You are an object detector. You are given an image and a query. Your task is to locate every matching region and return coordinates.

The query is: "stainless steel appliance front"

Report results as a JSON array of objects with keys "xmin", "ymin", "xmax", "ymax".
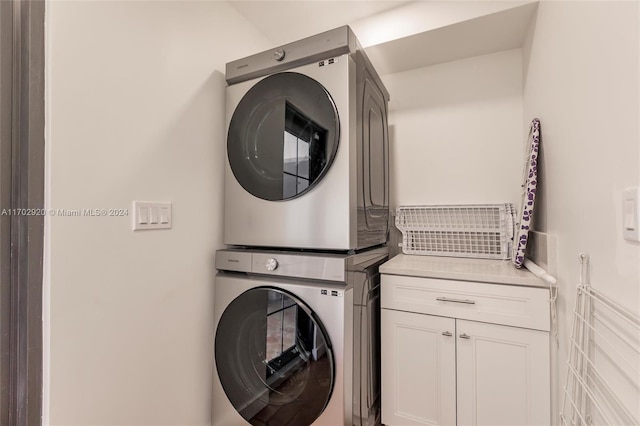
[
  {"xmin": 223, "ymin": 26, "xmax": 390, "ymax": 251},
  {"xmin": 213, "ymin": 248, "xmax": 388, "ymax": 426}
]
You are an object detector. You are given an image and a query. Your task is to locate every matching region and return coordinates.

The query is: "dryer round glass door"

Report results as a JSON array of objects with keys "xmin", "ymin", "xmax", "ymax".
[
  {"xmin": 227, "ymin": 72, "xmax": 340, "ymax": 201},
  {"xmin": 215, "ymin": 287, "xmax": 334, "ymax": 425}
]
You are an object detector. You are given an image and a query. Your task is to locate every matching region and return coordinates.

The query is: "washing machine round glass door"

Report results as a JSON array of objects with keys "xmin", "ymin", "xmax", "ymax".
[
  {"xmin": 227, "ymin": 72, "xmax": 340, "ymax": 201},
  {"xmin": 215, "ymin": 287, "xmax": 334, "ymax": 425}
]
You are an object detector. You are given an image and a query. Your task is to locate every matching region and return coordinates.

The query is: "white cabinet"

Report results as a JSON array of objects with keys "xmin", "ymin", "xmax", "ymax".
[
  {"xmin": 381, "ymin": 272, "xmax": 550, "ymax": 426},
  {"xmin": 456, "ymin": 319, "xmax": 550, "ymax": 426},
  {"xmin": 381, "ymin": 309, "xmax": 456, "ymax": 425}
]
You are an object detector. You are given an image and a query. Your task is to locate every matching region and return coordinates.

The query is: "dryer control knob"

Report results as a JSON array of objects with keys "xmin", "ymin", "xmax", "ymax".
[
  {"xmin": 265, "ymin": 258, "xmax": 279, "ymax": 271},
  {"xmin": 273, "ymin": 49, "xmax": 285, "ymax": 62}
]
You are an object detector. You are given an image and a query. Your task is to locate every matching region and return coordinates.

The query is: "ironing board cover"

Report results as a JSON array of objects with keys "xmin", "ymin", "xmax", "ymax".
[{"xmin": 513, "ymin": 118, "xmax": 540, "ymax": 268}]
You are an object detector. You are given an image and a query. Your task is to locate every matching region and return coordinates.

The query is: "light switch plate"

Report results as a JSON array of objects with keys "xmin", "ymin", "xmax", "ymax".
[
  {"xmin": 622, "ymin": 188, "xmax": 640, "ymax": 242},
  {"xmin": 133, "ymin": 201, "xmax": 172, "ymax": 230}
]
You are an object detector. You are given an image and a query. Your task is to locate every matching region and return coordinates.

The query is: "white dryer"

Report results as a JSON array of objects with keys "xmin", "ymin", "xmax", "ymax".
[{"xmin": 224, "ymin": 26, "xmax": 390, "ymax": 251}]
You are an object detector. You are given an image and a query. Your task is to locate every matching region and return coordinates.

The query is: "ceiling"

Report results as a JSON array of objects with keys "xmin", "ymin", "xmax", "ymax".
[
  {"xmin": 228, "ymin": 1, "xmax": 538, "ymax": 75},
  {"xmin": 228, "ymin": 0, "xmax": 411, "ymax": 47}
]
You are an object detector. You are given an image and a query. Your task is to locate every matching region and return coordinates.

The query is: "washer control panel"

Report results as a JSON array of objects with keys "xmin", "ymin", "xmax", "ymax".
[
  {"xmin": 215, "ymin": 250, "xmax": 347, "ymax": 282},
  {"xmin": 252, "ymin": 252, "xmax": 345, "ymax": 281}
]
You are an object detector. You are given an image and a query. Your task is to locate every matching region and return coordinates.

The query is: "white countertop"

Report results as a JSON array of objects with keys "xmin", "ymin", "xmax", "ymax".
[{"xmin": 380, "ymin": 254, "xmax": 547, "ymax": 288}]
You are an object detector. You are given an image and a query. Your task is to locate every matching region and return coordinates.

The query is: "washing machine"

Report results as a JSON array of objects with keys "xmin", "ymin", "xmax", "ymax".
[
  {"xmin": 224, "ymin": 26, "xmax": 390, "ymax": 251},
  {"xmin": 213, "ymin": 247, "xmax": 388, "ymax": 426}
]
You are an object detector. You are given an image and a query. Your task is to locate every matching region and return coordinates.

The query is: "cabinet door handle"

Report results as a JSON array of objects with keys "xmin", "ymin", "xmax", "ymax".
[
  {"xmin": 436, "ymin": 297, "xmax": 476, "ymax": 305},
  {"xmin": 459, "ymin": 333, "xmax": 471, "ymax": 339},
  {"xmin": 442, "ymin": 331, "xmax": 453, "ymax": 337}
]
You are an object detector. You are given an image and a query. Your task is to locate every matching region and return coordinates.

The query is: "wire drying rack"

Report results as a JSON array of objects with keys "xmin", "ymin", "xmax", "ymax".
[
  {"xmin": 560, "ymin": 254, "xmax": 640, "ymax": 426},
  {"xmin": 394, "ymin": 204, "xmax": 515, "ymax": 260}
]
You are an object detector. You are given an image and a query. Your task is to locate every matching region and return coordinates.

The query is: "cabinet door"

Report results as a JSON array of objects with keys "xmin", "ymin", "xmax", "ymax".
[
  {"xmin": 381, "ymin": 309, "xmax": 456, "ymax": 426},
  {"xmin": 456, "ymin": 320, "xmax": 550, "ymax": 426}
]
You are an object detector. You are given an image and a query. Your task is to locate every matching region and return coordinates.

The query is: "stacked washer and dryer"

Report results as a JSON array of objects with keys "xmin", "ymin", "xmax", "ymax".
[{"xmin": 213, "ymin": 26, "xmax": 391, "ymax": 426}]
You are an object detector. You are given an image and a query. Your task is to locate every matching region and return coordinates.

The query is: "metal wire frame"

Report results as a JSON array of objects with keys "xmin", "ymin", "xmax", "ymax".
[{"xmin": 560, "ymin": 255, "xmax": 640, "ymax": 426}]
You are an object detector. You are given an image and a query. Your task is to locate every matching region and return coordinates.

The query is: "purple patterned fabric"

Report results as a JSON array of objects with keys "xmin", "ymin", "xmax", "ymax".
[{"xmin": 513, "ymin": 118, "xmax": 540, "ymax": 268}]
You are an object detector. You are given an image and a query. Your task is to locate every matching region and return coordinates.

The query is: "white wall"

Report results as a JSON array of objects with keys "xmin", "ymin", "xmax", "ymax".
[
  {"xmin": 44, "ymin": 1, "xmax": 268, "ymax": 424},
  {"xmin": 43, "ymin": 1, "xmax": 640, "ymax": 424},
  {"xmin": 384, "ymin": 1, "xmax": 640, "ymax": 420},
  {"xmin": 523, "ymin": 1, "xmax": 640, "ymax": 423},
  {"xmin": 383, "ymin": 49, "xmax": 524, "ymax": 209}
]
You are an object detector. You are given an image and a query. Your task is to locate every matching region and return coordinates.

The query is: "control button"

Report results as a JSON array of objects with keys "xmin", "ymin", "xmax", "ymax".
[
  {"xmin": 273, "ymin": 49, "xmax": 285, "ymax": 62},
  {"xmin": 265, "ymin": 258, "xmax": 278, "ymax": 271}
]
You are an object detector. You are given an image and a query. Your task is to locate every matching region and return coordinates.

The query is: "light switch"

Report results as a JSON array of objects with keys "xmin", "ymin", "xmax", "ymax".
[
  {"xmin": 149, "ymin": 207, "xmax": 159, "ymax": 224},
  {"xmin": 159, "ymin": 207, "xmax": 170, "ymax": 224},
  {"xmin": 623, "ymin": 188, "xmax": 640, "ymax": 242},
  {"xmin": 133, "ymin": 201, "xmax": 172, "ymax": 231},
  {"xmin": 624, "ymin": 199, "xmax": 636, "ymax": 230},
  {"xmin": 138, "ymin": 206, "xmax": 149, "ymax": 224}
]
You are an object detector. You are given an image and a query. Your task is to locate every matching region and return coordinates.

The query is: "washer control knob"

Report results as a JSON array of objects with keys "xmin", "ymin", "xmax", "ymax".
[
  {"xmin": 273, "ymin": 49, "xmax": 285, "ymax": 62},
  {"xmin": 265, "ymin": 258, "xmax": 279, "ymax": 271}
]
